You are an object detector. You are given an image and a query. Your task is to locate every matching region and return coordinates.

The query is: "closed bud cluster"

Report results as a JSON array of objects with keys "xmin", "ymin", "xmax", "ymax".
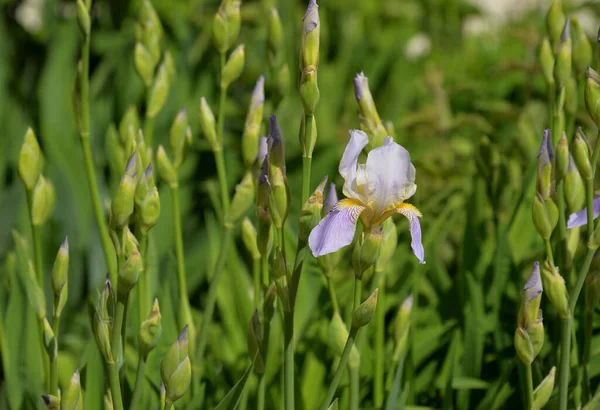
[
  {"xmin": 273, "ymin": 250, "xmax": 291, "ymax": 311},
  {"xmin": 135, "ymin": 165, "xmax": 160, "ymax": 234},
  {"xmin": 352, "ymin": 288, "xmax": 379, "ymax": 331},
  {"xmin": 572, "ymin": 127, "xmax": 593, "ymax": 180},
  {"xmin": 267, "ymin": 116, "xmax": 290, "ymax": 228},
  {"xmin": 585, "ymin": 67, "xmax": 600, "ymax": 127},
  {"xmin": 118, "ymin": 250, "xmax": 142, "ymax": 298},
  {"xmin": 571, "ymin": 17, "xmax": 592, "ymax": 75},
  {"xmin": 111, "ymin": 153, "xmax": 137, "ymax": 227},
  {"xmin": 541, "ymin": 261, "xmax": 570, "ymax": 319},
  {"xmin": 515, "ymin": 262, "xmax": 544, "ymax": 365},
  {"xmin": 169, "ymin": 109, "xmax": 192, "ymax": 168},
  {"xmin": 61, "ymin": 369, "xmax": 83, "ymax": 410},
  {"xmin": 553, "ymin": 19, "xmax": 572, "ymax": 88},
  {"xmin": 212, "ymin": 0, "xmax": 241, "ymax": 54},
  {"xmin": 52, "ymin": 237, "xmax": 69, "ymax": 317},
  {"xmin": 221, "ymin": 45, "xmax": 245, "ymax": 89},
  {"xmin": 242, "ymin": 76, "xmax": 265, "ymax": 168},
  {"xmin": 354, "ymin": 72, "xmax": 388, "ymax": 148},
  {"xmin": 94, "ymin": 280, "xmax": 114, "ymax": 364},
  {"xmin": 134, "ymin": 0, "xmax": 163, "ymax": 87},
  {"xmin": 247, "ymin": 310, "xmax": 265, "ymax": 374},
  {"xmin": 565, "ymin": 155, "xmax": 585, "ymax": 212},
  {"xmin": 139, "ymin": 298, "xmax": 162, "ymax": 358},
  {"xmin": 161, "ymin": 326, "xmax": 192, "ymax": 406},
  {"xmin": 546, "ymin": 0, "xmax": 566, "ymax": 50},
  {"xmin": 329, "ymin": 313, "xmax": 360, "ymax": 368},
  {"xmin": 586, "ymin": 272, "xmax": 600, "ymax": 313},
  {"xmin": 532, "ymin": 367, "xmax": 556, "ymax": 410},
  {"xmin": 199, "ymin": 97, "xmax": 219, "ymax": 151},
  {"xmin": 298, "ymin": 176, "xmax": 327, "ymax": 243},
  {"xmin": 242, "ymin": 218, "xmax": 260, "ymax": 260},
  {"xmin": 31, "ymin": 175, "xmax": 56, "ymax": 226},
  {"xmin": 226, "ymin": 172, "xmax": 255, "ymax": 227},
  {"xmin": 393, "ymin": 294, "xmax": 412, "ymax": 361},
  {"xmin": 539, "ymin": 38, "xmax": 555, "ymax": 87},
  {"xmin": 18, "ymin": 129, "xmax": 43, "ymax": 190},
  {"xmin": 352, "ymin": 226, "xmax": 383, "ymax": 278},
  {"xmin": 156, "ymin": 146, "xmax": 178, "ymax": 188},
  {"xmin": 147, "ymin": 60, "xmax": 171, "ymax": 119}
]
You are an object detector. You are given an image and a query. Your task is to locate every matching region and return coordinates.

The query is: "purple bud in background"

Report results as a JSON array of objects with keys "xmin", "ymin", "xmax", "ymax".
[
  {"xmin": 354, "ymin": 72, "xmax": 367, "ymax": 102},
  {"xmin": 252, "ymin": 75, "xmax": 265, "ymax": 107},
  {"xmin": 537, "ymin": 129, "xmax": 554, "ymax": 166}
]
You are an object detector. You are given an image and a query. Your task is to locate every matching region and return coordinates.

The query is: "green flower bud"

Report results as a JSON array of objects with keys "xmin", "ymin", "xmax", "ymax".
[
  {"xmin": 541, "ymin": 261, "xmax": 570, "ymax": 319},
  {"xmin": 156, "ymin": 145, "xmax": 178, "ymax": 188},
  {"xmin": 257, "ymin": 158, "xmax": 273, "ymax": 257},
  {"xmin": 354, "ymin": 72, "xmax": 387, "ymax": 148},
  {"xmin": 31, "ymin": 175, "xmax": 56, "ymax": 226},
  {"xmin": 353, "ymin": 226, "xmax": 383, "ymax": 278},
  {"xmin": 169, "ymin": 109, "xmax": 192, "ymax": 168},
  {"xmin": 212, "ymin": 7, "xmax": 229, "ymax": 54},
  {"xmin": 555, "ymin": 133, "xmax": 568, "ymax": 181},
  {"xmin": 42, "ymin": 317, "xmax": 57, "ymax": 359},
  {"xmin": 585, "ymin": 67, "xmax": 600, "ymax": 126},
  {"xmin": 546, "ymin": 0, "xmax": 566, "ymax": 50},
  {"xmin": 138, "ymin": 173, "xmax": 160, "ymax": 234},
  {"xmin": 300, "ymin": 67, "xmax": 320, "ymax": 116},
  {"xmin": 298, "ymin": 175, "xmax": 327, "ymax": 243},
  {"xmin": 263, "ymin": 283, "xmax": 277, "ymax": 322},
  {"xmin": 572, "ymin": 127, "xmax": 593, "ymax": 180},
  {"xmin": 514, "ymin": 326, "xmax": 534, "ymax": 365},
  {"xmin": 532, "ymin": 367, "xmax": 556, "ymax": 410},
  {"xmin": 76, "ymin": 0, "xmax": 90, "ymax": 39},
  {"xmin": 140, "ymin": 0, "xmax": 163, "ymax": 42},
  {"xmin": 221, "ymin": 45, "xmax": 245, "ymax": 89},
  {"xmin": 586, "ymin": 272, "xmax": 600, "ymax": 313},
  {"xmin": 104, "ymin": 393, "xmax": 113, "ymax": 410},
  {"xmin": 565, "ymin": 155, "xmax": 585, "ymax": 213},
  {"xmin": 377, "ymin": 219, "xmax": 398, "ymax": 269},
  {"xmin": 565, "ymin": 76, "xmax": 577, "ymax": 117},
  {"xmin": 147, "ymin": 62, "xmax": 170, "ymax": 118},
  {"xmin": 199, "ymin": 97, "xmax": 219, "ymax": 151},
  {"xmin": 224, "ymin": 0, "xmax": 241, "ymax": 47},
  {"xmin": 242, "ymin": 218, "xmax": 260, "ymax": 260},
  {"xmin": 554, "ymin": 19, "xmax": 572, "ymax": 88},
  {"xmin": 51, "ymin": 237, "xmax": 69, "ymax": 306},
  {"xmin": 518, "ymin": 262, "xmax": 543, "ymax": 329},
  {"xmin": 134, "ymin": 43, "xmax": 156, "ymax": 88},
  {"xmin": 298, "ymin": 95, "xmax": 318, "ymax": 157},
  {"xmin": 242, "ymin": 76, "xmax": 265, "ymax": 167},
  {"xmin": 268, "ymin": 8, "xmax": 283, "ymax": 57},
  {"xmin": 300, "ymin": 0, "xmax": 320, "ymax": 69},
  {"xmin": 119, "ymin": 106, "xmax": 140, "ymax": 148},
  {"xmin": 536, "ymin": 130, "xmax": 553, "ymax": 199},
  {"xmin": 528, "ymin": 317, "xmax": 545, "ymax": 360},
  {"xmin": 532, "ymin": 194, "xmax": 558, "ymax": 240},
  {"xmin": 329, "ymin": 313, "xmax": 360, "ymax": 369},
  {"xmin": 134, "ymin": 130, "xmax": 152, "ymax": 172},
  {"xmin": 139, "ymin": 298, "xmax": 162, "ymax": 358},
  {"xmin": 94, "ymin": 280, "xmax": 114, "ymax": 364},
  {"xmin": 105, "ymin": 124, "xmax": 126, "ymax": 180},
  {"xmin": 118, "ymin": 250, "xmax": 142, "ymax": 298},
  {"xmin": 539, "ymin": 37, "xmax": 555, "ymax": 87},
  {"xmin": 60, "ymin": 369, "xmax": 83, "ymax": 410},
  {"xmin": 267, "ymin": 117, "xmax": 290, "ymax": 229},
  {"xmin": 26, "ymin": 261, "xmax": 45, "ymax": 319},
  {"xmin": 572, "ymin": 17, "xmax": 592, "ymax": 76},
  {"xmin": 393, "ymin": 294, "xmax": 412, "ymax": 361},
  {"xmin": 18, "ymin": 128, "xmax": 43, "ymax": 190},
  {"xmin": 273, "ymin": 249, "xmax": 291, "ymax": 311},
  {"xmin": 565, "ymin": 227, "xmax": 580, "ymax": 271},
  {"xmin": 161, "ymin": 326, "xmax": 192, "ymax": 406},
  {"xmin": 352, "ymin": 288, "xmax": 379, "ymax": 331},
  {"xmin": 111, "ymin": 153, "xmax": 137, "ymax": 227},
  {"xmin": 121, "ymin": 226, "xmax": 139, "ymax": 257},
  {"xmin": 163, "ymin": 50, "xmax": 176, "ymax": 83},
  {"xmin": 42, "ymin": 395, "xmax": 60, "ymax": 409},
  {"xmin": 226, "ymin": 172, "xmax": 255, "ymax": 226},
  {"xmin": 248, "ymin": 309, "xmax": 265, "ymax": 374}
]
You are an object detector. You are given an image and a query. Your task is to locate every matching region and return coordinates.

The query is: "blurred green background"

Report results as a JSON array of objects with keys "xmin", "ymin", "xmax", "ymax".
[{"xmin": 3, "ymin": 0, "xmax": 600, "ymax": 409}]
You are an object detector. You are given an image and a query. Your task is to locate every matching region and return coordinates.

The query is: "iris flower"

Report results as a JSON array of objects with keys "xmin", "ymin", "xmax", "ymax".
[
  {"xmin": 567, "ymin": 197, "xmax": 600, "ymax": 229},
  {"xmin": 308, "ymin": 130, "xmax": 425, "ymax": 263}
]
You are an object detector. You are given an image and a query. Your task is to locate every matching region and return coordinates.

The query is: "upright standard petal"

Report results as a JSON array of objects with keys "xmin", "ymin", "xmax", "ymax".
[
  {"xmin": 309, "ymin": 199, "xmax": 365, "ymax": 257},
  {"xmin": 366, "ymin": 138, "xmax": 416, "ymax": 213},
  {"xmin": 396, "ymin": 203, "xmax": 425, "ymax": 264},
  {"xmin": 567, "ymin": 196, "xmax": 600, "ymax": 229},
  {"xmin": 339, "ymin": 130, "xmax": 369, "ymax": 201}
]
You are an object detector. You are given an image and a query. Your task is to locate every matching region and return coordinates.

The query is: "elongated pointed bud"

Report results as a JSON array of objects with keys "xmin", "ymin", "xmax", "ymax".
[
  {"xmin": 517, "ymin": 262, "xmax": 543, "ymax": 330},
  {"xmin": 60, "ymin": 369, "xmax": 83, "ymax": 410},
  {"xmin": 352, "ymin": 288, "xmax": 379, "ymax": 330},
  {"xmin": 268, "ymin": 8, "xmax": 283, "ymax": 57},
  {"xmin": 147, "ymin": 62, "xmax": 171, "ymax": 118},
  {"xmin": 76, "ymin": 0, "xmax": 90, "ymax": 39},
  {"xmin": 136, "ymin": 165, "xmax": 161, "ymax": 234},
  {"xmin": 532, "ymin": 367, "xmax": 556, "ymax": 410},
  {"xmin": 572, "ymin": 127, "xmax": 593, "ymax": 180},
  {"xmin": 134, "ymin": 43, "xmax": 156, "ymax": 88},
  {"xmin": 169, "ymin": 109, "xmax": 192, "ymax": 168},
  {"xmin": 94, "ymin": 280, "xmax": 114, "ymax": 364},
  {"xmin": 565, "ymin": 227, "xmax": 580, "ymax": 271},
  {"xmin": 52, "ymin": 237, "xmax": 69, "ymax": 315},
  {"xmin": 532, "ymin": 194, "xmax": 558, "ymax": 240},
  {"xmin": 298, "ymin": 176, "xmax": 327, "ymax": 243},
  {"xmin": 111, "ymin": 153, "xmax": 137, "ymax": 227},
  {"xmin": 199, "ymin": 97, "xmax": 219, "ymax": 151},
  {"xmin": 514, "ymin": 326, "xmax": 534, "ymax": 365},
  {"xmin": 26, "ymin": 261, "xmax": 46, "ymax": 319},
  {"xmin": 329, "ymin": 313, "xmax": 360, "ymax": 368},
  {"xmin": 257, "ymin": 156, "xmax": 273, "ymax": 257},
  {"xmin": 119, "ymin": 106, "xmax": 140, "ymax": 147},
  {"xmin": 42, "ymin": 395, "xmax": 60, "ymax": 409},
  {"xmin": 212, "ymin": 6, "xmax": 228, "ymax": 54},
  {"xmin": 554, "ymin": 19, "xmax": 572, "ymax": 87},
  {"xmin": 120, "ymin": 226, "xmax": 139, "ymax": 257},
  {"xmin": 354, "ymin": 72, "xmax": 387, "ymax": 148},
  {"xmin": 565, "ymin": 155, "xmax": 585, "ymax": 213},
  {"xmin": 585, "ymin": 67, "xmax": 600, "ymax": 126},
  {"xmin": 226, "ymin": 172, "xmax": 255, "ymax": 226},
  {"xmin": 377, "ymin": 218, "xmax": 398, "ymax": 269},
  {"xmin": 242, "ymin": 218, "xmax": 260, "ymax": 260},
  {"xmin": 42, "ymin": 317, "xmax": 57, "ymax": 359},
  {"xmin": 156, "ymin": 145, "xmax": 178, "ymax": 188},
  {"xmin": 572, "ymin": 18, "xmax": 592, "ymax": 75},
  {"xmin": 273, "ymin": 250, "xmax": 291, "ymax": 311},
  {"xmin": 242, "ymin": 76, "xmax": 265, "ymax": 167},
  {"xmin": 224, "ymin": 0, "xmax": 241, "ymax": 48},
  {"xmin": 161, "ymin": 326, "xmax": 192, "ymax": 405},
  {"xmin": 139, "ymin": 298, "xmax": 162, "ymax": 358},
  {"xmin": 353, "ymin": 226, "xmax": 383, "ymax": 278},
  {"xmin": 31, "ymin": 175, "xmax": 56, "ymax": 226},
  {"xmin": 212, "ymin": 0, "xmax": 241, "ymax": 53},
  {"xmin": 393, "ymin": 294, "xmax": 412, "ymax": 360},
  {"xmin": 267, "ymin": 117, "xmax": 290, "ymax": 229},
  {"xmin": 546, "ymin": 0, "xmax": 566, "ymax": 50},
  {"xmin": 248, "ymin": 310, "xmax": 265, "ymax": 373},
  {"xmin": 586, "ymin": 272, "xmax": 600, "ymax": 313},
  {"xmin": 556, "ymin": 133, "xmax": 569, "ymax": 181},
  {"xmin": 221, "ymin": 45, "xmax": 245, "ymax": 89},
  {"xmin": 18, "ymin": 128, "xmax": 43, "ymax": 190},
  {"xmin": 300, "ymin": 66, "xmax": 320, "ymax": 116},
  {"xmin": 539, "ymin": 37, "xmax": 555, "ymax": 87},
  {"xmin": 118, "ymin": 250, "xmax": 142, "ymax": 298},
  {"xmin": 300, "ymin": 0, "xmax": 320, "ymax": 69},
  {"xmin": 537, "ymin": 130, "xmax": 553, "ymax": 199},
  {"xmin": 541, "ymin": 261, "xmax": 570, "ymax": 318}
]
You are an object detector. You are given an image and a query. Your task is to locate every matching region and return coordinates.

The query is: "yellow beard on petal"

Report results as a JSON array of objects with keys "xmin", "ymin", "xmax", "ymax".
[{"xmin": 373, "ymin": 202, "xmax": 422, "ymax": 226}]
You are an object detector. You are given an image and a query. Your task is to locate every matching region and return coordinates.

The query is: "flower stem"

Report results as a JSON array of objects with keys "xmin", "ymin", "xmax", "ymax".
[
  {"xmin": 50, "ymin": 311, "xmax": 60, "ymax": 395},
  {"xmin": 144, "ymin": 114, "xmax": 154, "ymax": 148},
  {"xmin": 583, "ymin": 309, "xmax": 593, "ymax": 402},
  {"xmin": 108, "ymin": 361, "xmax": 125, "ymax": 410},
  {"xmin": 253, "ymin": 258, "xmax": 261, "ymax": 310},
  {"xmin": 326, "ymin": 275, "xmax": 339, "ymax": 314},
  {"xmin": 320, "ymin": 328, "xmax": 359, "ymax": 410},
  {"xmin": 129, "ymin": 355, "xmax": 147, "ymax": 410},
  {"xmin": 111, "ymin": 299, "xmax": 126, "ymax": 363},
  {"xmin": 349, "ymin": 276, "xmax": 363, "ymax": 410},
  {"xmin": 525, "ymin": 363, "xmax": 534, "ymax": 409},
  {"xmin": 302, "ymin": 114, "xmax": 314, "ymax": 203},
  {"xmin": 374, "ymin": 272, "xmax": 385, "ymax": 408},
  {"xmin": 353, "ymin": 276, "xmax": 363, "ymax": 310},
  {"xmin": 261, "ymin": 254, "xmax": 269, "ymax": 289},
  {"xmin": 544, "ymin": 239, "xmax": 555, "ymax": 266},
  {"xmin": 586, "ymin": 178, "xmax": 594, "ymax": 241},
  {"xmin": 284, "ymin": 310, "xmax": 295, "ymax": 410},
  {"xmin": 257, "ymin": 374, "xmax": 266, "ymax": 410},
  {"xmin": 171, "ymin": 186, "xmax": 193, "ymax": 332},
  {"xmin": 78, "ymin": 34, "xmax": 118, "ymax": 286},
  {"xmin": 138, "ymin": 232, "xmax": 148, "ymax": 324},
  {"xmin": 216, "ymin": 51, "xmax": 230, "ymax": 215}
]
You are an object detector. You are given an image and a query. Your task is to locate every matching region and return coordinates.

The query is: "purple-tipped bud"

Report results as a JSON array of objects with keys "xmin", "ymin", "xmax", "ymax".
[
  {"xmin": 252, "ymin": 76, "xmax": 265, "ymax": 107},
  {"xmin": 560, "ymin": 18, "xmax": 570, "ymax": 43},
  {"xmin": 259, "ymin": 156, "xmax": 269, "ymax": 185},
  {"xmin": 258, "ymin": 136, "xmax": 268, "ymax": 163},
  {"xmin": 125, "ymin": 151, "xmax": 137, "ymax": 176},
  {"xmin": 302, "ymin": 0, "xmax": 319, "ymax": 33},
  {"xmin": 268, "ymin": 115, "xmax": 285, "ymax": 172},
  {"xmin": 524, "ymin": 262, "xmax": 543, "ymax": 302},
  {"xmin": 354, "ymin": 72, "xmax": 367, "ymax": 101},
  {"xmin": 537, "ymin": 129, "xmax": 554, "ymax": 165},
  {"xmin": 178, "ymin": 324, "xmax": 188, "ymax": 342},
  {"xmin": 323, "ymin": 183, "xmax": 338, "ymax": 215}
]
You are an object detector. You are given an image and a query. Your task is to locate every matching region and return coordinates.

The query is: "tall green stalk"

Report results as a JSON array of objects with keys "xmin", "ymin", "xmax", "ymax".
[
  {"xmin": 108, "ymin": 361, "xmax": 124, "ymax": 410},
  {"xmin": 350, "ymin": 276, "xmax": 363, "ymax": 410},
  {"xmin": 320, "ymin": 328, "xmax": 359, "ymax": 410},
  {"xmin": 138, "ymin": 233, "xmax": 148, "ymax": 325},
  {"xmin": 50, "ymin": 305, "xmax": 60, "ymax": 395},
  {"xmin": 171, "ymin": 186, "xmax": 193, "ymax": 334},
  {"xmin": 129, "ymin": 355, "xmax": 147, "ymax": 410},
  {"xmin": 302, "ymin": 115, "xmax": 314, "ymax": 203},
  {"xmin": 215, "ymin": 52, "xmax": 230, "ymax": 215},
  {"xmin": 525, "ymin": 363, "xmax": 534, "ymax": 409},
  {"xmin": 374, "ymin": 272, "xmax": 385, "ymax": 408}
]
